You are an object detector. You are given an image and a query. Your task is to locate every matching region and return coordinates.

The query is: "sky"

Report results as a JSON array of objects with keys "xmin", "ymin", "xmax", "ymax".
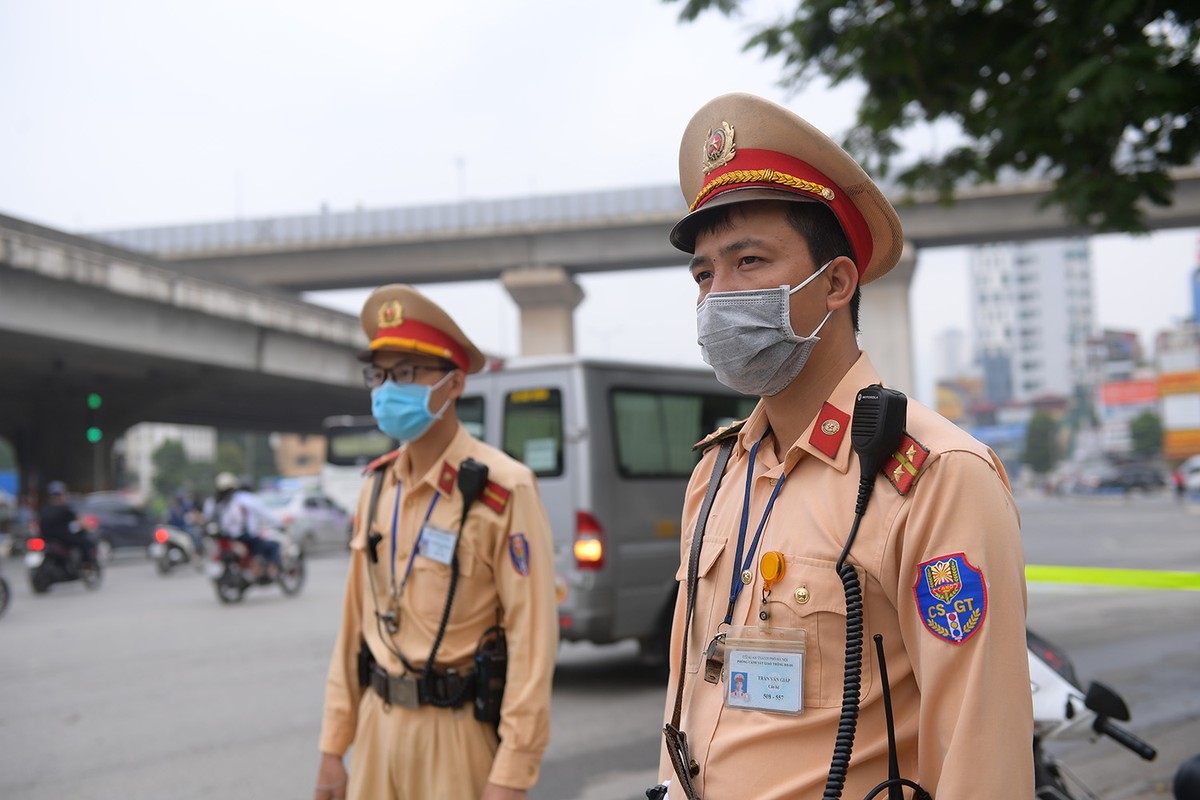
[{"xmin": 2, "ymin": 0, "xmax": 1197, "ymax": 405}]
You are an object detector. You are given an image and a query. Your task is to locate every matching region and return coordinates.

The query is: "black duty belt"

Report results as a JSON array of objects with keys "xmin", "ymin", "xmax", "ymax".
[{"xmin": 365, "ymin": 660, "xmax": 474, "ymax": 709}]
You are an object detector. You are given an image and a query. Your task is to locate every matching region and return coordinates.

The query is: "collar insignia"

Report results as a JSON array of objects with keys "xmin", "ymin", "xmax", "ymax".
[
  {"xmin": 702, "ymin": 121, "xmax": 736, "ymax": 175},
  {"xmin": 437, "ymin": 461, "xmax": 457, "ymax": 495},
  {"xmin": 809, "ymin": 403, "xmax": 850, "ymax": 459}
]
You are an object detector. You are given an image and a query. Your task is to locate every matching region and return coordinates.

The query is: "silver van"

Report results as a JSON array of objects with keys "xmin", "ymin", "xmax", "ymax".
[{"xmin": 458, "ymin": 356, "xmax": 753, "ymax": 661}]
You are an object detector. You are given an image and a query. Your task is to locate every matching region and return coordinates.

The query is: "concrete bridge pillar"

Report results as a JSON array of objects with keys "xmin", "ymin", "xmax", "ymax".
[
  {"xmin": 858, "ymin": 242, "xmax": 917, "ymax": 394},
  {"xmin": 500, "ymin": 266, "xmax": 585, "ymax": 356}
]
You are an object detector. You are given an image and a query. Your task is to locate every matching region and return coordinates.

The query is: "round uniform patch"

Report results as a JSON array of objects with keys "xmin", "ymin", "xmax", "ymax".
[
  {"xmin": 508, "ymin": 533, "xmax": 530, "ymax": 576},
  {"xmin": 913, "ymin": 552, "xmax": 987, "ymax": 645}
]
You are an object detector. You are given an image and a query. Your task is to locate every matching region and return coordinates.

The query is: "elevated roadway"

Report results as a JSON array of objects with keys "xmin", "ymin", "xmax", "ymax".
[
  {"xmin": 98, "ymin": 170, "xmax": 1200, "ymax": 290},
  {"xmin": 95, "ymin": 169, "xmax": 1200, "ymax": 395},
  {"xmin": 0, "ymin": 214, "xmax": 369, "ymax": 491}
]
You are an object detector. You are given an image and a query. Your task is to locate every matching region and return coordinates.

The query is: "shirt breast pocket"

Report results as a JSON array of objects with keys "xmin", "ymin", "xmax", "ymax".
[
  {"xmin": 408, "ymin": 545, "xmax": 479, "ymax": 621},
  {"xmin": 770, "ymin": 556, "xmax": 874, "ymax": 709},
  {"xmin": 674, "ymin": 535, "xmax": 728, "ymax": 675}
]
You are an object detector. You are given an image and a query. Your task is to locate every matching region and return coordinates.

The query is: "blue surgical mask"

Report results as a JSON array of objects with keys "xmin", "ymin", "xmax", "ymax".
[{"xmin": 370, "ymin": 371, "xmax": 455, "ymax": 443}]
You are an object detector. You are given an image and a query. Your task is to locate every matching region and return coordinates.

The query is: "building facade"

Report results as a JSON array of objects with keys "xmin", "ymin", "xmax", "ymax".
[{"xmin": 969, "ymin": 238, "xmax": 1094, "ymax": 404}]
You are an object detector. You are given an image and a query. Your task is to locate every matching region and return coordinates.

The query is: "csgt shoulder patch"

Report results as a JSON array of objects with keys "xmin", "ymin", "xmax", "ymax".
[
  {"xmin": 883, "ymin": 433, "xmax": 930, "ymax": 495},
  {"xmin": 913, "ymin": 552, "xmax": 987, "ymax": 645},
  {"xmin": 508, "ymin": 533, "xmax": 531, "ymax": 576}
]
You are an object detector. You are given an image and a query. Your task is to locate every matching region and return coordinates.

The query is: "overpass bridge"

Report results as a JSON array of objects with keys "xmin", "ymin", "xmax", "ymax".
[
  {"xmin": 95, "ymin": 166, "xmax": 1200, "ymax": 402},
  {"xmin": 0, "ymin": 214, "xmax": 369, "ymax": 492}
]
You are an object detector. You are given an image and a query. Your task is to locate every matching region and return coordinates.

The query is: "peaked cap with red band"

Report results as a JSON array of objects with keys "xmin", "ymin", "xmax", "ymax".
[
  {"xmin": 671, "ymin": 93, "xmax": 905, "ymax": 285},
  {"xmin": 357, "ymin": 284, "xmax": 486, "ymax": 373}
]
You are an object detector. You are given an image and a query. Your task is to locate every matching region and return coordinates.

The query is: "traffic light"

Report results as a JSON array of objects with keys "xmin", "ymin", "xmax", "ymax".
[{"xmin": 86, "ymin": 392, "xmax": 103, "ymax": 443}]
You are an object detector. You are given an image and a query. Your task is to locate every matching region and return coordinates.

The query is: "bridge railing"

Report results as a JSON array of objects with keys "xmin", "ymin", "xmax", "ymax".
[{"xmin": 95, "ymin": 185, "xmax": 686, "ymax": 256}]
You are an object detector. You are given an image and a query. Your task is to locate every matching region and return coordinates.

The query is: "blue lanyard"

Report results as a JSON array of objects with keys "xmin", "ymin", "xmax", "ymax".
[
  {"xmin": 389, "ymin": 481, "xmax": 441, "ymax": 598},
  {"xmin": 725, "ymin": 433, "xmax": 787, "ymax": 625}
]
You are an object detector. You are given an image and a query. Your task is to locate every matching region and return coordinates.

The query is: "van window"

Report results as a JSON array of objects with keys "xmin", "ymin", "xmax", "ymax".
[
  {"xmin": 611, "ymin": 389, "xmax": 756, "ymax": 478},
  {"xmin": 458, "ymin": 395, "xmax": 485, "ymax": 440},
  {"xmin": 504, "ymin": 388, "xmax": 563, "ymax": 477}
]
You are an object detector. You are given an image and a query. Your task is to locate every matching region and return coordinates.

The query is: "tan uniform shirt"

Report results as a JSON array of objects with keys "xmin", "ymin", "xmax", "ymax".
[
  {"xmin": 661, "ymin": 354, "xmax": 1033, "ymax": 799},
  {"xmin": 320, "ymin": 423, "xmax": 558, "ymax": 790}
]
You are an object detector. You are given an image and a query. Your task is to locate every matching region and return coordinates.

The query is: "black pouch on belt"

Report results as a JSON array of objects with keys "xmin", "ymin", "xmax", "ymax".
[
  {"xmin": 357, "ymin": 640, "xmax": 373, "ymax": 690},
  {"xmin": 473, "ymin": 624, "xmax": 507, "ymax": 725}
]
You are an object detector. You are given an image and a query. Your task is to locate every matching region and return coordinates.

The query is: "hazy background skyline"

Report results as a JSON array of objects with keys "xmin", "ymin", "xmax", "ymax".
[{"xmin": 3, "ymin": 0, "xmax": 1197, "ymax": 405}]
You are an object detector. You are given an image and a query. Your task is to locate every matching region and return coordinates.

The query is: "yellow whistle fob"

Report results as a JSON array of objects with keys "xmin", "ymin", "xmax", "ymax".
[{"xmin": 760, "ymin": 551, "xmax": 786, "ymax": 589}]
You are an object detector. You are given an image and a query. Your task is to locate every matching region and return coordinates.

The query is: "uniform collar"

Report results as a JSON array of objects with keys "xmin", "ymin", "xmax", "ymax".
[
  {"xmin": 392, "ymin": 422, "xmax": 472, "ymax": 499},
  {"xmin": 736, "ymin": 352, "xmax": 883, "ymax": 474}
]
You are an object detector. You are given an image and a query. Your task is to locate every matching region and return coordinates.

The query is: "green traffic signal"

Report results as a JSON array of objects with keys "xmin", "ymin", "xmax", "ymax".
[
  {"xmin": 86, "ymin": 426, "xmax": 103, "ymax": 443},
  {"xmin": 87, "ymin": 393, "xmax": 103, "ymax": 410}
]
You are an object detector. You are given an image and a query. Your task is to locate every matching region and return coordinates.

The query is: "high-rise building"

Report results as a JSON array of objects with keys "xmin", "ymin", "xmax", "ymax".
[{"xmin": 969, "ymin": 238, "xmax": 1094, "ymax": 404}]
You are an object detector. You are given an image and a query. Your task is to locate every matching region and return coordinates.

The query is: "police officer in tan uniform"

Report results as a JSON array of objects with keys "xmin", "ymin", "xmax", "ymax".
[
  {"xmin": 655, "ymin": 94, "xmax": 1033, "ymax": 798},
  {"xmin": 315, "ymin": 285, "xmax": 558, "ymax": 800}
]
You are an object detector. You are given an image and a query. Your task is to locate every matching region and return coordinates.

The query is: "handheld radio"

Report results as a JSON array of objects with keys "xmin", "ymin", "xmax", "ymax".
[{"xmin": 823, "ymin": 384, "xmax": 909, "ymax": 800}]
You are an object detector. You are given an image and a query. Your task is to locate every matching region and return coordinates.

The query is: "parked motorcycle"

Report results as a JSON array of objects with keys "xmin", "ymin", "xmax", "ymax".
[
  {"xmin": 149, "ymin": 524, "xmax": 202, "ymax": 575},
  {"xmin": 24, "ymin": 535, "xmax": 102, "ymax": 593},
  {"xmin": 205, "ymin": 525, "xmax": 304, "ymax": 603},
  {"xmin": 1029, "ymin": 628, "xmax": 1163, "ymax": 798}
]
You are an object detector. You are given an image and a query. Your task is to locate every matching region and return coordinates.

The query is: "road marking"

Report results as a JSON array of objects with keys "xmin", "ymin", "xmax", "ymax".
[{"xmin": 1026, "ymin": 565, "xmax": 1200, "ymax": 591}]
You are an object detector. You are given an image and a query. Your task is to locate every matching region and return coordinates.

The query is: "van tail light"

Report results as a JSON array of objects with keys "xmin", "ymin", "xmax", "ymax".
[
  {"xmin": 155, "ymin": 529, "xmax": 170, "ymax": 544},
  {"xmin": 573, "ymin": 511, "xmax": 606, "ymax": 571},
  {"xmin": 28, "ymin": 537, "xmax": 45, "ymax": 552},
  {"xmin": 81, "ymin": 514, "xmax": 100, "ymax": 532}
]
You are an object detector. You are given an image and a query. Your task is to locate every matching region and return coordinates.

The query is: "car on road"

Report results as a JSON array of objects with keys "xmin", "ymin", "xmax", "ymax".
[
  {"xmin": 260, "ymin": 490, "xmax": 351, "ymax": 554},
  {"xmin": 1098, "ymin": 462, "xmax": 1167, "ymax": 492},
  {"xmin": 77, "ymin": 493, "xmax": 161, "ymax": 560},
  {"xmin": 1178, "ymin": 454, "xmax": 1200, "ymax": 494}
]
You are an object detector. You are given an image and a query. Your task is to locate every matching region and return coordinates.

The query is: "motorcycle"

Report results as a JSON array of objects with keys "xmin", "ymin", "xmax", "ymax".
[
  {"xmin": 24, "ymin": 535, "xmax": 102, "ymax": 593},
  {"xmin": 205, "ymin": 523, "xmax": 304, "ymax": 603},
  {"xmin": 1029, "ymin": 628, "xmax": 1166, "ymax": 798},
  {"xmin": 149, "ymin": 524, "xmax": 202, "ymax": 575}
]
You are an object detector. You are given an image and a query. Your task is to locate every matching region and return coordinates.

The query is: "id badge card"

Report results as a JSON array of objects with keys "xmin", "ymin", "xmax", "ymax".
[
  {"xmin": 417, "ymin": 524, "xmax": 458, "ymax": 565},
  {"xmin": 722, "ymin": 625, "xmax": 806, "ymax": 715}
]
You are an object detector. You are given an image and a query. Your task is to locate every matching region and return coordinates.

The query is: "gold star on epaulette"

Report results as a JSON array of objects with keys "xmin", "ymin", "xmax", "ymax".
[{"xmin": 693, "ymin": 419, "xmax": 747, "ymax": 452}]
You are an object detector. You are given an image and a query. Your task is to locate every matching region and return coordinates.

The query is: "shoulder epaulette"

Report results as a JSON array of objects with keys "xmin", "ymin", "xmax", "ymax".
[
  {"xmin": 883, "ymin": 433, "xmax": 930, "ymax": 495},
  {"xmin": 480, "ymin": 479, "xmax": 511, "ymax": 514},
  {"xmin": 693, "ymin": 419, "xmax": 746, "ymax": 452},
  {"xmin": 361, "ymin": 449, "xmax": 401, "ymax": 476}
]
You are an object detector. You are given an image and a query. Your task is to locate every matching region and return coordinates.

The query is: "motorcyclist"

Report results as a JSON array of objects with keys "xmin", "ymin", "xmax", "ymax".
[
  {"xmin": 208, "ymin": 473, "xmax": 284, "ymax": 577},
  {"xmin": 37, "ymin": 481, "xmax": 96, "ymax": 566}
]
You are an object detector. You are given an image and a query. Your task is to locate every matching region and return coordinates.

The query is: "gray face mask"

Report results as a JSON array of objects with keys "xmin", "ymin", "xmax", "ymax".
[{"xmin": 696, "ymin": 260, "xmax": 834, "ymax": 397}]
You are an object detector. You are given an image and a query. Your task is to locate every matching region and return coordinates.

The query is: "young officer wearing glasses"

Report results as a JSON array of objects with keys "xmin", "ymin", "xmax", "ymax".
[{"xmin": 314, "ymin": 284, "xmax": 558, "ymax": 800}]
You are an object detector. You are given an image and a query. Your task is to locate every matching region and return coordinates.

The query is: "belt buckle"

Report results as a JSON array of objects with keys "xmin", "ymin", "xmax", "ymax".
[{"xmin": 389, "ymin": 674, "xmax": 420, "ymax": 708}]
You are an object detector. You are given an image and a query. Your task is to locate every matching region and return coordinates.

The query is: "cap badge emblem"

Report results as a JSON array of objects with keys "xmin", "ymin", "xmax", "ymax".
[
  {"xmin": 378, "ymin": 300, "xmax": 404, "ymax": 328},
  {"xmin": 702, "ymin": 121, "xmax": 736, "ymax": 174}
]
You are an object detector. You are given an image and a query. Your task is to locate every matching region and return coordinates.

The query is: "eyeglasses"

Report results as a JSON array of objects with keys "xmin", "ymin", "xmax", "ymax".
[{"xmin": 362, "ymin": 364, "xmax": 451, "ymax": 389}]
